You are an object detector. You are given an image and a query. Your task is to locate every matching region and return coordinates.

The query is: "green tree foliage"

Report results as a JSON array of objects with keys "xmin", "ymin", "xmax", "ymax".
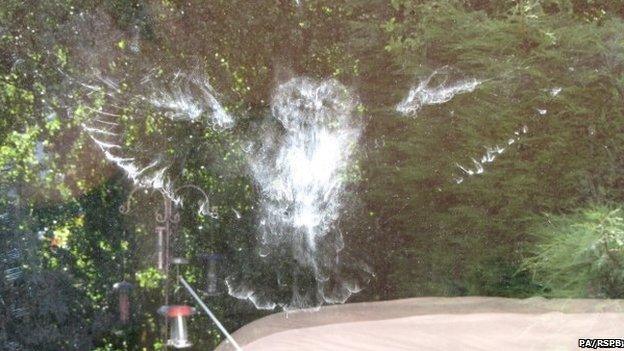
[
  {"xmin": 522, "ymin": 205, "xmax": 624, "ymax": 298},
  {"xmin": 349, "ymin": 0, "xmax": 624, "ymax": 297}
]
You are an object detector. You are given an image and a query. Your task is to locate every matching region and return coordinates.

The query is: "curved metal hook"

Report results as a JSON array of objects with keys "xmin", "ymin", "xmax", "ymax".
[
  {"xmin": 174, "ymin": 184, "xmax": 210, "ymax": 203},
  {"xmin": 119, "ymin": 187, "xmax": 142, "ymax": 214},
  {"xmin": 174, "ymin": 184, "xmax": 212, "ymax": 216},
  {"xmin": 155, "ymin": 209, "xmax": 167, "ymax": 223},
  {"xmin": 120, "ymin": 184, "xmax": 210, "ymax": 220}
]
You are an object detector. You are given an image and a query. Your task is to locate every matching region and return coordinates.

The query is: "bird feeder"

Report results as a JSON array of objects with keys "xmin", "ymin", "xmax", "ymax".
[
  {"xmin": 199, "ymin": 253, "xmax": 224, "ymax": 296},
  {"xmin": 112, "ymin": 281, "xmax": 133, "ymax": 324},
  {"xmin": 158, "ymin": 305, "xmax": 196, "ymax": 349}
]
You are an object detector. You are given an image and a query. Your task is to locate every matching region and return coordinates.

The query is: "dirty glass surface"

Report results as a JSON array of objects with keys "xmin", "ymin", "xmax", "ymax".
[{"xmin": 1, "ymin": 1, "xmax": 624, "ymax": 350}]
